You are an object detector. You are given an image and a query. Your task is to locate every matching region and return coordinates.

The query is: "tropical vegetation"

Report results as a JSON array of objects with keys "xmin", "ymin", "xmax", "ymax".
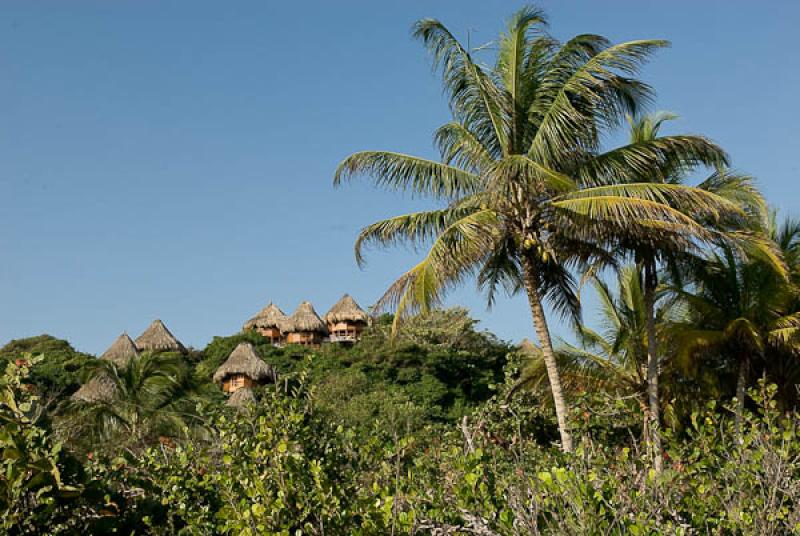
[
  {"xmin": 2, "ymin": 4, "xmax": 800, "ymax": 534},
  {"xmin": 334, "ymin": 7, "xmax": 764, "ymax": 460}
]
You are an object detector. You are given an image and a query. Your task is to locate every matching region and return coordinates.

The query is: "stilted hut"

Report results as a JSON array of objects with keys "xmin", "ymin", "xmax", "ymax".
[
  {"xmin": 281, "ymin": 301, "xmax": 328, "ymax": 347},
  {"xmin": 323, "ymin": 294, "xmax": 370, "ymax": 343},
  {"xmin": 71, "ymin": 333, "xmax": 139, "ymax": 403},
  {"xmin": 135, "ymin": 319, "xmax": 185, "ymax": 353},
  {"xmin": 242, "ymin": 302, "xmax": 287, "ymax": 344},
  {"xmin": 213, "ymin": 342, "xmax": 277, "ymax": 394}
]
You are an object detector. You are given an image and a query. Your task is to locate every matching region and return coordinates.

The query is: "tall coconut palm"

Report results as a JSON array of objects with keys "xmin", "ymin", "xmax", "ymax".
[
  {"xmin": 602, "ymin": 112, "xmax": 774, "ymax": 469},
  {"xmin": 335, "ymin": 6, "xmax": 743, "ymax": 452}
]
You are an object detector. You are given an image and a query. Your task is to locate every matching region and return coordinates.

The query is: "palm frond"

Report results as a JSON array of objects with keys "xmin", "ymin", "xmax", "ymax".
[
  {"xmin": 353, "ymin": 204, "xmax": 480, "ymax": 267},
  {"xmin": 372, "ymin": 209, "xmax": 500, "ymax": 332},
  {"xmin": 768, "ymin": 312, "xmax": 800, "ymax": 347},
  {"xmin": 435, "ymin": 121, "xmax": 495, "ymax": 170},
  {"xmin": 577, "ymin": 135, "xmax": 728, "ymax": 187},
  {"xmin": 665, "ymin": 323, "xmax": 728, "ymax": 372},
  {"xmin": 550, "ymin": 194, "xmax": 716, "ymax": 244},
  {"xmin": 590, "ymin": 275, "xmax": 623, "ymax": 332},
  {"xmin": 477, "ymin": 235, "xmax": 523, "ymax": 308},
  {"xmin": 334, "ymin": 151, "xmax": 480, "ymax": 200},
  {"xmin": 537, "ymin": 258, "xmax": 582, "ymax": 326},
  {"xmin": 495, "ymin": 6, "xmax": 548, "ymax": 152},
  {"xmin": 558, "ymin": 182, "xmax": 745, "ymax": 223},
  {"xmin": 724, "ymin": 231, "xmax": 789, "ymax": 281},
  {"xmin": 528, "ymin": 39, "xmax": 668, "ymax": 163},
  {"xmin": 413, "ymin": 18, "xmax": 509, "ymax": 154},
  {"xmin": 698, "ymin": 170, "xmax": 766, "ymax": 225},
  {"xmin": 496, "ymin": 6, "xmax": 548, "ymax": 102}
]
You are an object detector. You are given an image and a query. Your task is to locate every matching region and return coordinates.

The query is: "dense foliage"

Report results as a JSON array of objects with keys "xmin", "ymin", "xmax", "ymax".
[
  {"xmin": 0, "ymin": 335, "xmax": 93, "ymax": 401},
  {"xmin": 334, "ymin": 3, "xmax": 763, "ymax": 457},
  {"xmin": 196, "ymin": 308, "xmax": 508, "ymax": 431},
  {"xmin": 3, "ymin": 4, "xmax": 800, "ymax": 534},
  {"xmin": 3, "ymin": 350, "xmax": 799, "ymax": 534}
]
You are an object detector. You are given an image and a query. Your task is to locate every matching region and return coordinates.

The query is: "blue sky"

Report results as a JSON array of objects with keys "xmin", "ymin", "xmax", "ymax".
[{"xmin": 1, "ymin": 1, "xmax": 798, "ymax": 355}]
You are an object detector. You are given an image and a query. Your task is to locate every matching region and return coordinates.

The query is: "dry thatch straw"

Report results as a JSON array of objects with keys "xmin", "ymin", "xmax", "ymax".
[
  {"xmin": 71, "ymin": 332, "xmax": 139, "ymax": 403},
  {"xmin": 226, "ymin": 387, "xmax": 256, "ymax": 408},
  {"xmin": 213, "ymin": 342, "xmax": 277, "ymax": 385},
  {"xmin": 135, "ymin": 319, "xmax": 185, "ymax": 353},
  {"xmin": 323, "ymin": 294, "xmax": 370, "ymax": 325},
  {"xmin": 519, "ymin": 338, "xmax": 539, "ymax": 355},
  {"xmin": 242, "ymin": 302, "xmax": 287, "ymax": 331},
  {"xmin": 99, "ymin": 332, "xmax": 139, "ymax": 367},
  {"xmin": 281, "ymin": 301, "xmax": 328, "ymax": 334},
  {"xmin": 71, "ymin": 374, "xmax": 117, "ymax": 403}
]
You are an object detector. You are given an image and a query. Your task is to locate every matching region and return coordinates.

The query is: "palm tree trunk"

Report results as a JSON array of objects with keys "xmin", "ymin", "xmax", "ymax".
[
  {"xmin": 638, "ymin": 396, "xmax": 649, "ymax": 451},
  {"xmin": 522, "ymin": 255, "xmax": 573, "ymax": 453},
  {"xmin": 643, "ymin": 258, "xmax": 663, "ymax": 473},
  {"xmin": 735, "ymin": 354, "xmax": 749, "ymax": 431}
]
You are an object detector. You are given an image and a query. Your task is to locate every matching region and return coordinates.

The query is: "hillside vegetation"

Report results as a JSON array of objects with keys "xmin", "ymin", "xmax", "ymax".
[
  {"xmin": 4, "ymin": 4, "xmax": 800, "ymax": 534},
  {"xmin": 3, "ymin": 310, "xmax": 799, "ymax": 534}
]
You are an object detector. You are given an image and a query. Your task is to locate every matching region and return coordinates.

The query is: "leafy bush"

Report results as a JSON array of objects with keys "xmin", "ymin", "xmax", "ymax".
[
  {"xmin": 0, "ymin": 336, "xmax": 93, "ymax": 400},
  {"xmin": 123, "ymin": 367, "xmax": 393, "ymax": 534},
  {"xmin": 0, "ymin": 355, "xmax": 88, "ymax": 534},
  {"xmin": 400, "ymin": 379, "xmax": 800, "ymax": 535},
  {"xmin": 308, "ymin": 308, "xmax": 510, "ymax": 429},
  {"xmin": 3, "ymin": 350, "xmax": 800, "ymax": 534}
]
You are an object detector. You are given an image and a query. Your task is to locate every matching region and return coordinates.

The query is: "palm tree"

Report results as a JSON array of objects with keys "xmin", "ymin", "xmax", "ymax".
[
  {"xmin": 516, "ymin": 266, "xmax": 680, "ymax": 441},
  {"xmin": 765, "ymin": 217, "xmax": 800, "ymax": 410},
  {"xmin": 604, "ymin": 112, "xmax": 774, "ymax": 469},
  {"xmin": 62, "ymin": 352, "xmax": 210, "ymax": 453},
  {"xmin": 335, "ymin": 6, "xmax": 742, "ymax": 452},
  {"xmin": 669, "ymin": 216, "xmax": 800, "ymax": 425}
]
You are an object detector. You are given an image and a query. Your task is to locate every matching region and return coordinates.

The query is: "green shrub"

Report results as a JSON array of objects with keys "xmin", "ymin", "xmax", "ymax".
[{"xmin": 0, "ymin": 336, "xmax": 93, "ymax": 399}]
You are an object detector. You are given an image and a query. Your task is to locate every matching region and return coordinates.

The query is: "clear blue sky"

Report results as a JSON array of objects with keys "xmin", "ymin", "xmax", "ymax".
[{"xmin": 1, "ymin": 1, "xmax": 798, "ymax": 355}]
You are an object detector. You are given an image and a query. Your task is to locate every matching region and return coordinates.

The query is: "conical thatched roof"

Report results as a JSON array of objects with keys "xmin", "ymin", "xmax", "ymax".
[
  {"xmin": 71, "ymin": 332, "xmax": 138, "ymax": 403},
  {"xmin": 99, "ymin": 332, "xmax": 139, "ymax": 367},
  {"xmin": 213, "ymin": 342, "xmax": 277, "ymax": 384},
  {"xmin": 227, "ymin": 387, "xmax": 256, "ymax": 408},
  {"xmin": 243, "ymin": 302, "xmax": 287, "ymax": 331},
  {"xmin": 519, "ymin": 338, "xmax": 540, "ymax": 354},
  {"xmin": 323, "ymin": 294, "xmax": 370, "ymax": 325},
  {"xmin": 135, "ymin": 319, "xmax": 185, "ymax": 353},
  {"xmin": 71, "ymin": 374, "xmax": 117, "ymax": 403},
  {"xmin": 281, "ymin": 301, "xmax": 328, "ymax": 334}
]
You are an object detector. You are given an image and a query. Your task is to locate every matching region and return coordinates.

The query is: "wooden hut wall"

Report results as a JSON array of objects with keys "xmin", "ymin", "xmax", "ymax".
[
  {"xmin": 327, "ymin": 321, "xmax": 365, "ymax": 340},
  {"xmin": 285, "ymin": 331, "xmax": 324, "ymax": 346},
  {"xmin": 223, "ymin": 374, "xmax": 256, "ymax": 393},
  {"xmin": 256, "ymin": 326, "xmax": 282, "ymax": 342}
]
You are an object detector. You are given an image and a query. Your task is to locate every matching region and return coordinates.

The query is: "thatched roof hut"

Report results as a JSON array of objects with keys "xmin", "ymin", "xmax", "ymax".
[
  {"xmin": 323, "ymin": 294, "xmax": 370, "ymax": 325},
  {"xmin": 243, "ymin": 302, "xmax": 287, "ymax": 332},
  {"xmin": 213, "ymin": 342, "xmax": 277, "ymax": 385},
  {"xmin": 71, "ymin": 332, "xmax": 139, "ymax": 403},
  {"xmin": 281, "ymin": 301, "xmax": 328, "ymax": 334},
  {"xmin": 135, "ymin": 319, "xmax": 185, "ymax": 353},
  {"xmin": 324, "ymin": 294, "xmax": 370, "ymax": 343},
  {"xmin": 99, "ymin": 332, "xmax": 139, "ymax": 367},
  {"xmin": 226, "ymin": 387, "xmax": 256, "ymax": 408}
]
